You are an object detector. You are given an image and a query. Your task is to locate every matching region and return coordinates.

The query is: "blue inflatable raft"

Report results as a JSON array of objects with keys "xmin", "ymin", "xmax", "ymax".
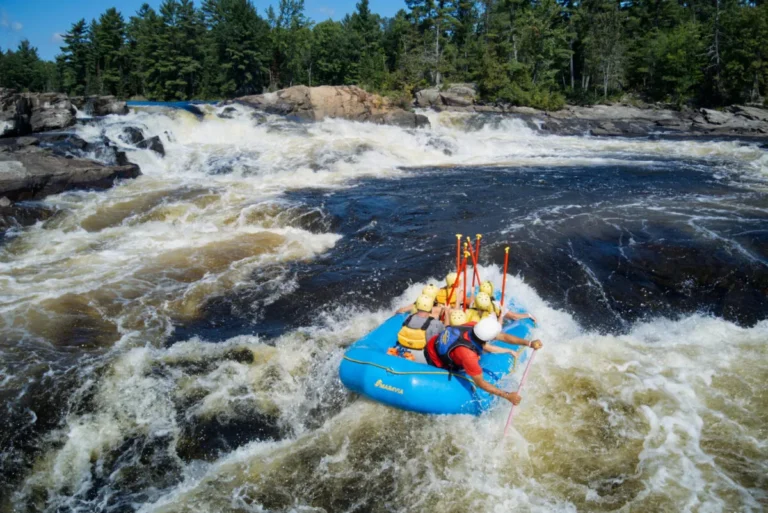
[{"xmin": 339, "ymin": 300, "xmax": 534, "ymax": 416}]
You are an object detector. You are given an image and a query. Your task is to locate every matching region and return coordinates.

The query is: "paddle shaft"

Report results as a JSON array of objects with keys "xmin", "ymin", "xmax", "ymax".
[
  {"xmin": 466, "ymin": 237, "xmax": 483, "ymax": 290},
  {"xmin": 472, "ymin": 234, "xmax": 482, "ymax": 288},
  {"xmin": 503, "ymin": 349, "xmax": 537, "ymax": 436},
  {"xmin": 499, "ymin": 247, "xmax": 510, "ymax": 319},
  {"xmin": 445, "ymin": 251, "xmax": 468, "ymax": 309}
]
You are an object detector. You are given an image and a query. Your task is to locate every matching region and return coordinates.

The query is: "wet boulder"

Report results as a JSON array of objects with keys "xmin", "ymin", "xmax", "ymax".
[
  {"xmin": 217, "ymin": 106, "xmax": 239, "ymax": 119},
  {"xmin": 415, "ymin": 83, "xmax": 477, "ymax": 109},
  {"xmin": 120, "ymin": 126, "xmax": 145, "ymax": 145},
  {"xmin": 0, "ymin": 197, "xmax": 57, "ymax": 236},
  {"xmin": 137, "ymin": 135, "xmax": 165, "ymax": 156},
  {"xmin": 0, "ymin": 135, "xmax": 40, "ymax": 153},
  {"xmin": 415, "ymin": 87, "xmax": 441, "ymax": 108},
  {"xmin": 0, "ymin": 89, "xmax": 76, "ymax": 137},
  {"xmin": 71, "ymin": 95, "xmax": 129, "ymax": 116},
  {"xmin": 440, "ymin": 83, "xmax": 477, "ymax": 107},
  {"xmin": 372, "ymin": 110, "xmax": 431, "ymax": 129},
  {"xmin": 699, "ymin": 108, "xmax": 731, "ymax": 125},
  {"xmin": 0, "ymin": 145, "xmax": 142, "ymax": 202},
  {"xmin": 36, "ymin": 132, "xmax": 89, "ymax": 153}
]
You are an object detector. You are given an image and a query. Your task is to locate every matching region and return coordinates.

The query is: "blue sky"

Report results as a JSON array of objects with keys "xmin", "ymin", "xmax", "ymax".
[{"xmin": 1, "ymin": 0, "xmax": 406, "ymax": 61}]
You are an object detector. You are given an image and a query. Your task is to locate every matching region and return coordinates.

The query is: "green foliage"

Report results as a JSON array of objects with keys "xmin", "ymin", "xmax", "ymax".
[
  {"xmin": 0, "ymin": 41, "xmax": 53, "ymax": 92},
  {"xmin": 202, "ymin": 0, "xmax": 270, "ymax": 96},
  {"xmin": 33, "ymin": 0, "xmax": 768, "ymax": 107},
  {"xmin": 311, "ymin": 20, "xmax": 347, "ymax": 85}
]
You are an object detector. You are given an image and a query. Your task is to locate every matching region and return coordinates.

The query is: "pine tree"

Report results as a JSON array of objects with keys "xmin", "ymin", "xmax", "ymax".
[
  {"xmin": 60, "ymin": 19, "xmax": 91, "ymax": 96},
  {"xmin": 1, "ymin": 41, "xmax": 47, "ymax": 92},
  {"xmin": 202, "ymin": 0, "xmax": 271, "ymax": 96},
  {"xmin": 267, "ymin": 0, "xmax": 312, "ymax": 89},
  {"xmin": 149, "ymin": 0, "xmax": 206, "ymax": 100},
  {"xmin": 311, "ymin": 20, "xmax": 348, "ymax": 85},
  {"xmin": 127, "ymin": 4, "xmax": 164, "ymax": 99},
  {"xmin": 92, "ymin": 8, "xmax": 127, "ymax": 96}
]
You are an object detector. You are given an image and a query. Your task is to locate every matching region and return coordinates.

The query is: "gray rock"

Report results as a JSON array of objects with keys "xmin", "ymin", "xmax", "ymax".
[
  {"xmin": 0, "ymin": 136, "xmax": 40, "ymax": 153},
  {"xmin": 445, "ymin": 83, "xmax": 477, "ymax": 100},
  {"xmin": 120, "ymin": 126, "xmax": 145, "ymax": 145},
  {"xmin": 731, "ymin": 105, "xmax": 768, "ymax": 122},
  {"xmin": 0, "ymin": 90, "xmax": 76, "ymax": 137},
  {"xmin": 37, "ymin": 133, "xmax": 88, "ymax": 152},
  {"xmin": 440, "ymin": 92, "xmax": 474, "ymax": 107},
  {"xmin": 0, "ymin": 150, "xmax": 141, "ymax": 202},
  {"xmin": 0, "ymin": 201, "xmax": 57, "ymax": 236},
  {"xmin": 372, "ymin": 111, "xmax": 431, "ymax": 129},
  {"xmin": 218, "ymin": 106, "xmax": 239, "ymax": 119},
  {"xmin": 71, "ymin": 96, "xmax": 128, "ymax": 116},
  {"xmin": 415, "ymin": 88, "xmax": 441, "ymax": 108},
  {"xmin": 137, "ymin": 135, "xmax": 165, "ymax": 156},
  {"xmin": 506, "ymin": 106, "xmax": 543, "ymax": 115},
  {"xmin": 700, "ymin": 108, "xmax": 731, "ymax": 125},
  {"xmin": 414, "ymin": 113, "xmax": 430, "ymax": 128},
  {"xmin": 0, "ymin": 196, "xmax": 10, "ymax": 207}
]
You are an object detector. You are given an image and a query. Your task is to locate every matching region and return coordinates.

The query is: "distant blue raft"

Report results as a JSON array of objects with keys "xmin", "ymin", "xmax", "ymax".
[{"xmin": 339, "ymin": 301, "xmax": 534, "ymax": 416}]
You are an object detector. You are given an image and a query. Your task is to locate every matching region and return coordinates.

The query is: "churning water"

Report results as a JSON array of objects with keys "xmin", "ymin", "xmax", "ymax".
[{"xmin": 0, "ymin": 105, "xmax": 766, "ymax": 512}]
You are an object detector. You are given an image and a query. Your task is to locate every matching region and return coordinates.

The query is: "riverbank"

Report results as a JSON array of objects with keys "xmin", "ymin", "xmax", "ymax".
[{"xmin": 416, "ymin": 84, "xmax": 768, "ymax": 139}]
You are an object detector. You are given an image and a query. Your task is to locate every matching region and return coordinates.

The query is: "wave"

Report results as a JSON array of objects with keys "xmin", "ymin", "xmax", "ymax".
[{"xmin": 11, "ymin": 271, "xmax": 767, "ymax": 512}]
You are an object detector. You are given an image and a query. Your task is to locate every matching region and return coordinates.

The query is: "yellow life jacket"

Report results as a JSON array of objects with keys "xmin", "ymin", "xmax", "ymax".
[
  {"xmin": 397, "ymin": 314, "xmax": 434, "ymax": 350},
  {"xmin": 470, "ymin": 300, "xmax": 501, "ymax": 317},
  {"xmin": 465, "ymin": 309, "xmax": 482, "ymax": 322},
  {"xmin": 435, "ymin": 286, "xmax": 450, "ymax": 305}
]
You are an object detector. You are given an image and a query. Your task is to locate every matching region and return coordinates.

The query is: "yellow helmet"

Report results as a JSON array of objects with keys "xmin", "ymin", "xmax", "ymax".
[
  {"xmin": 446, "ymin": 272, "xmax": 458, "ymax": 287},
  {"xmin": 474, "ymin": 292, "xmax": 493, "ymax": 311},
  {"xmin": 422, "ymin": 284, "xmax": 439, "ymax": 298},
  {"xmin": 415, "ymin": 294, "xmax": 434, "ymax": 313},
  {"xmin": 449, "ymin": 309, "xmax": 467, "ymax": 326},
  {"xmin": 480, "ymin": 281, "xmax": 494, "ymax": 296}
]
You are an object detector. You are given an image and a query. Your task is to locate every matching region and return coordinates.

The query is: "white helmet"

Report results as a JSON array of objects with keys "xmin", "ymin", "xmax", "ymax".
[{"xmin": 473, "ymin": 316, "xmax": 501, "ymax": 342}]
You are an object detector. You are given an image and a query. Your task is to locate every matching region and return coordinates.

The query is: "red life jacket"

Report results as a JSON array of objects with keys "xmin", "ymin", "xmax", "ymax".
[{"xmin": 427, "ymin": 322, "xmax": 483, "ymax": 372}]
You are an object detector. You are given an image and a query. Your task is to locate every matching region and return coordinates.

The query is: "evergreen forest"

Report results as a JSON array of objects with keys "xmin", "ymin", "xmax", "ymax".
[{"xmin": 1, "ymin": 0, "xmax": 767, "ymax": 110}]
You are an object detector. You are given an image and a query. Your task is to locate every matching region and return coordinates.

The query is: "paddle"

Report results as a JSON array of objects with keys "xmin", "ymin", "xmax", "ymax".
[{"xmin": 503, "ymin": 349, "xmax": 537, "ymax": 436}]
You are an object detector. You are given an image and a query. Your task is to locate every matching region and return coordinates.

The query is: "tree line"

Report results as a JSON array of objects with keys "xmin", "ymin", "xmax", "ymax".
[{"xmin": 2, "ymin": 0, "xmax": 767, "ymax": 110}]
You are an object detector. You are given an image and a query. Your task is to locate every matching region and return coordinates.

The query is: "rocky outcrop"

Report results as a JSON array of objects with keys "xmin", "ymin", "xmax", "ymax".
[
  {"xmin": 416, "ymin": 83, "xmax": 477, "ymax": 109},
  {"xmin": 136, "ymin": 135, "xmax": 165, "ymax": 156},
  {"xmin": 1, "ymin": 89, "xmax": 77, "ymax": 137},
  {"xmin": 413, "ymin": 83, "xmax": 768, "ymax": 138},
  {"xmin": 0, "ymin": 198, "xmax": 57, "ymax": 236},
  {"xmin": 0, "ymin": 139, "xmax": 141, "ymax": 202},
  {"xmin": 70, "ymin": 96, "xmax": 128, "ymax": 116},
  {"xmin": 120, "ymin": 126, "xmax": 145, "ymax": 145},
  {"xmin": 233, "ymin": 85, "xmax": 429, "ymax": 128},
  {"xmin": 537, "ymin": 105, "xmax": 768, "ymax": 137}
]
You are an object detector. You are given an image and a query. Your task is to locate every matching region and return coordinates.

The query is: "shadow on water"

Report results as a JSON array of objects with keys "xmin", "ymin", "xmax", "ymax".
[{"xmin": 175, "ymin": 162, "xmax": 768, "ymax": 344}]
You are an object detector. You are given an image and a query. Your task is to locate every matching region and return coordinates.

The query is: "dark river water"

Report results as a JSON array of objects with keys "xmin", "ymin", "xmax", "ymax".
[{"xmin": 0, "ymin": 107, "xmax": 766, "ymax": 512}]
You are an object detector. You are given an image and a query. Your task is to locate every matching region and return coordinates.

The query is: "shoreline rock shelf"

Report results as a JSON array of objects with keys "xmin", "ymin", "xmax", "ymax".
[
  {"xmin": 0, "ymin": 137, "xmax": 141, "ymax": 234},
  {"xmin": 232, "ymin": 85, "xmax": 430, "ymax": 129},
  {"xmin": 0, "ymin": 141, "xmax": 141, "ymax": 202},
  {"xmin": 415, "ymin": 84, "xmax": 768, "ymax": 138}
]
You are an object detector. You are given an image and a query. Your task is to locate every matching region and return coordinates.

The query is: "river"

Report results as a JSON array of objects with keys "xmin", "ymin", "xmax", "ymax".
[{"xmin": 0, "ymin": 105, "xmax": 766, "ymax": 512}]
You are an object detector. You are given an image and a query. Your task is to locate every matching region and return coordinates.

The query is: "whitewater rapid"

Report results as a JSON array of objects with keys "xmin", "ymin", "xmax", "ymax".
[{"xmin": 1, "ymin": 105, "xmax": 766, "ymax": 512}]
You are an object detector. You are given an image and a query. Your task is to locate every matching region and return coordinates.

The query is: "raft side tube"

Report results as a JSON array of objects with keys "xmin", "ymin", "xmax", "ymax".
[{"xmin": 338, "ymin": 300, "xmax": 535, "ymax": 416}]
